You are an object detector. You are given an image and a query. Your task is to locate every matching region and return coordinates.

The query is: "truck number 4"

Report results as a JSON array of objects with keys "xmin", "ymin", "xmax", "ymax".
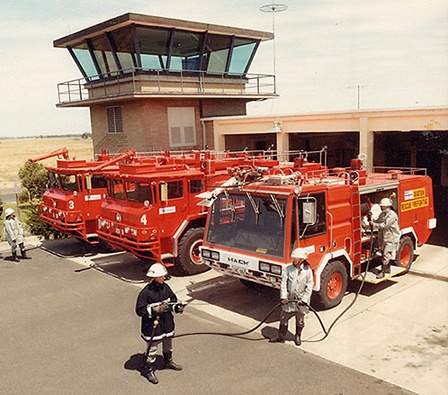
[{"xmin": 140, "ymin": 214, "xmax": 147, "ymax": 226}]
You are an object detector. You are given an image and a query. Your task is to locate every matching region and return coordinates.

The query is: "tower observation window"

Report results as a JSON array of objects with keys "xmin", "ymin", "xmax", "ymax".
[
  {"xmin": 72, "ymin": 44, "xmax": 100, "ymax": 81},
  {"xmin": 170, "ymin": 30, "xmax": 203, "ymax": 71},
  {"xmin": 228, "ymin": 38, "xmax": 257, "ymax": 75},
  {"xmin": 67, "ymin": 25, "xmax": 261, "ymax": 80},
  {"xmin": 136, "ymin": 27, "xmax": 170, "ymax": 70}
]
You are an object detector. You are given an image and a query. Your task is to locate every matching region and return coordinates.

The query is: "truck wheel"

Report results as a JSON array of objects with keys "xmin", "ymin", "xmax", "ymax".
[
  {"xmin": 394, "ymin": 236, "xmax": 414, "ymax": 273},
  {"xmin": 176, "ymin": 227, "xmax": 209, "ymax": 275},
  {"xmin": 315, "ymin": 260, "xmax": 348, "ymax": 309}
]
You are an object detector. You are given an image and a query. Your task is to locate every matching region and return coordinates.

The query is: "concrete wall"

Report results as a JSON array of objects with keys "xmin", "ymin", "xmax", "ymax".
[{"xmin": 206, "ymin": 108, "xmax": 448, "ymax": 169}]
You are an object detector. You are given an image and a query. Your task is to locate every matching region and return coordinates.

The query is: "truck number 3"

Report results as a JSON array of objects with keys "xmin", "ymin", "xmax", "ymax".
[{"xmin": 68, "ymin": 201, "xmax": 75, "ymax": 210}]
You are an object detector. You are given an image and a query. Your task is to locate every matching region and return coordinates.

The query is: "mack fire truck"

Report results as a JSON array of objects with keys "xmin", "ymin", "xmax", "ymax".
[
  {"xmin": 96, "ymin": 152, "xmax": 280, "ymax": 275},
  {"xmin": 200, "ymin": 150, "xmax": 436, "ymax": 309}
]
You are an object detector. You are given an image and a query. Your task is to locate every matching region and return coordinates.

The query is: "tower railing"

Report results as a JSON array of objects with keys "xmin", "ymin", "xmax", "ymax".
[{"xmin": 57, "ymin": 67, "xmax": 276, "ymax": 105}]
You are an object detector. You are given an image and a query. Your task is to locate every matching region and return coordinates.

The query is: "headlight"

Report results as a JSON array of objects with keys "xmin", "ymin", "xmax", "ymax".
[
  {"xmin": 259, "ymin": 261, "xmax": 270, "ymax": 272},
  {"xmin": 53, "ymin": 200, "xmax": 57, "ymax": 208},
  {"xmin": 115, "ymin": 212, "xmax": 122, "ymax": 222},
  {"xmin": 211, "ymin": 251, "xmax": 220, "ymax": 260},
  {"xmin": 270, "ymin": 264, "xmax": 282, "ymax": 275},
  {"xmin": 202, "ymin": 249, "xmax": 211, "ymax": 258}
]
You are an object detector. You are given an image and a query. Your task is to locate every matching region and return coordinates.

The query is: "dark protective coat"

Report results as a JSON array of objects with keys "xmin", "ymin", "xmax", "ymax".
[{"xmin": 135, "ymin": 281, "xmax": 178, "ymax": 341}]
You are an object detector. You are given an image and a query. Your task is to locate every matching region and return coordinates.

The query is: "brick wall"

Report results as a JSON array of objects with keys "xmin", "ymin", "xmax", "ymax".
[{"xmin": 91, "ymin": 98, "xmax": 250, "ymax": 155}]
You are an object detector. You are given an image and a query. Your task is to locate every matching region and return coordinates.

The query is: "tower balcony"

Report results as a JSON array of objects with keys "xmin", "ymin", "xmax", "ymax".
[{"xmin": 56, "ymin": 67, "xmax": 277, "ymax": 107}]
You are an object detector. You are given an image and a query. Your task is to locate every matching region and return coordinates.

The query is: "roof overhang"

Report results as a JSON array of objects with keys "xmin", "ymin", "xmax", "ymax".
[{"xmin": 54, "ymin": 12, "xmax": 274, "ymax": 48}]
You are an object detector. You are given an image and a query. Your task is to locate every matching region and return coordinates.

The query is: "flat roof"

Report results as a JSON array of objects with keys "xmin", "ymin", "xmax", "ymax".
[{"xmin": 54, "ymin": 12, "xmax": 274, "ymax": 48}]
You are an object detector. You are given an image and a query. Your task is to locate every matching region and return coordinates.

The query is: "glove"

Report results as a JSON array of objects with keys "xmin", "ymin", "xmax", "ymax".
[
  {"xmin": 177, "ymin": 304, "xmax": 185, "ymax": 314},
  {"xmin": 281, "ymin": 299, "xmax": 288, "ymax": 305},
  {"xmin": 152, "ymin": 303, "xmax": 169, "ymax": 314}
]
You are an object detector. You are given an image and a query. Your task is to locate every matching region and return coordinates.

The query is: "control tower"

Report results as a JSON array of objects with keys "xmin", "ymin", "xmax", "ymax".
[{"xmin": 54, "ymin": 13, "xmax": 276, "ymax": 154}]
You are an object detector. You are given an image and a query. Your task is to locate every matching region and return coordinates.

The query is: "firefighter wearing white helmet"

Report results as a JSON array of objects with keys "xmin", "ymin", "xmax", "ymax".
[
  {"xmin": 3, "ymin": 208, "xmax": 30, "ymax": 262},
  {"xmin": 270, "ymin": 248, "xmax": 314, "ymax": 346},
  {"xmin": 373, "ymin": 197, "xmax": 400, "ymax": 278},
  {"xmin": 135, "ymin": 263, "xmax": 185, "ymax": 384}
]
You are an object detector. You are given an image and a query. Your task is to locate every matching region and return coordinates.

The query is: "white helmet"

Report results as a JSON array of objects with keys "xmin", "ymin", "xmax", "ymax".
[
  {"xmin": 379, "ymin": 198, "xmax": 392, "ymax": 207},
  {"xmin": 291, "ymin": 248, "xmax": 308, "ymax": 260},
  {"xmin": 5, "ymin": 208, "xmax": 14, "ymax": 217},
  {"xmin": 146, "ymin": 263, "xmax": 168, "ymax": 277}
]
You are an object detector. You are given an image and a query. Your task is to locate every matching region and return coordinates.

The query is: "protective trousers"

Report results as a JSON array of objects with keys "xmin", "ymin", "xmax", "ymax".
[
  {"xmin": 280, "ymin": 309, "xmax": 305, "ymax": 328},
  {"xmin": 145, "ymin": 337, "xmax": 172, "ymax": 365}
]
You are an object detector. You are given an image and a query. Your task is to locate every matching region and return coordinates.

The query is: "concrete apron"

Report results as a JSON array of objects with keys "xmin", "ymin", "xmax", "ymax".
[{"xmin": 19, "ymin": 238, "xmax": 448, "ymax": 395}]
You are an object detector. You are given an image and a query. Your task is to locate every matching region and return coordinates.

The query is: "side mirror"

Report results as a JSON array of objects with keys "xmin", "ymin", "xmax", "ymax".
[
  {"xmin": 85, "ymin": 174, "xmax": 92, "ymax": 190},
  {"xmin": 160, "ymin": 182, "xmax": 168, "ymax": 202},
  {"xmin": 302, "ymin": 201, "xmax": 316, "ymax": 224}
]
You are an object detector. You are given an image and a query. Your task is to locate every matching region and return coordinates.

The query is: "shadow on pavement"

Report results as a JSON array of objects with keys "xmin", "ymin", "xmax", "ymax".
[{"xmin": 184, "ymin": 275, "xmax": 281, "ymax": 325}]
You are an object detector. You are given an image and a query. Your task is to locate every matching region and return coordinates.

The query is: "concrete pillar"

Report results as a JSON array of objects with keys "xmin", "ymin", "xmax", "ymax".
[
  {"xmin": 213, "ymin": 121, "xmax": 226, "ymax": 152},
  {"xmin": 276, "ymin": 129, "xmax": 289, "ymax": 161},
  {"xmin": 359, "ymin": 117, "xmax": 374, "ymax": 168}
]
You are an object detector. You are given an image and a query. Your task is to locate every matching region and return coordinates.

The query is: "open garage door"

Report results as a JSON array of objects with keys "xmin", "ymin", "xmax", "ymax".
[{"xmin": 374, "ymin": 131, "xmax": 448, "ymax": 246}]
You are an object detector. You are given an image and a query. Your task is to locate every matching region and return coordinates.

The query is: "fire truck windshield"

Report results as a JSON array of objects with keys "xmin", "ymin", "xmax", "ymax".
[
  {"xmin": 205, "ymin": 192, "xmax": 287, "ymax": 258},
  {"xmin": 48, "ymin": 172, "xmax": 60, "ymax": 189},
  {"xmin": 60, "ymin": 174, "xmax": 79, "ymax": 192},
  {"xmin": 108, "ymin": 179, "xmax": 152, "ymax": 204}
]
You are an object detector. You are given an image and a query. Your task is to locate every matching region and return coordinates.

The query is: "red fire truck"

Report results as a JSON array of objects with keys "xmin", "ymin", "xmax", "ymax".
[
  {"xmin": 96, "ymin": 152, "xmax": 279, "ymax": 275},
  {"xmin": 36, "ymin": 149, "xmax": 136, "ymax": 244},
  {"xmin": 200, "ymin": 150, "xmax": 436, "ymax": 309}
]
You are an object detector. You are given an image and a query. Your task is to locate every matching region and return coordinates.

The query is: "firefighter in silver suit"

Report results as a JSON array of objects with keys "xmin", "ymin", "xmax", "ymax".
[
  {"xmin": 270, "ymin": 248, "xmax": 314, "ymax": 346},
  {"xmin": 373, "ymin": 198, "xmax": 400, "ymax": 278}
]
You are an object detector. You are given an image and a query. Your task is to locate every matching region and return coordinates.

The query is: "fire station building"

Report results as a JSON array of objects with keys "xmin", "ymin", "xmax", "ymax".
[{"xmin": 53, "ymin": 13, "xmax": 448, "ymax": 242}]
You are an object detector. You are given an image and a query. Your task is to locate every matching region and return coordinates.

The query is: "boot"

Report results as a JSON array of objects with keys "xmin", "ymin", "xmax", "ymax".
[
  {"xmin": 20, "ymin": 249, "xmax": 31, "ymax": 260},
  {"xmin": 294, "ymin": 325, "xmax": 304, "ymax": 346},
  {"xmin": 145, "ymin": 364, "xmax": 158, "ymax": 384},
  {"xmin": 163, "ymin": 351, "xmax": 183, "ymax": 371},
  {"xmin": 12, "ymin": 252, "xmax": 20, "ymax": 262},
  {"xmin": 376, "ymin": 263, "xmax": 390, "ymax": 279},
  {"xmin": 269, "ymin": 323, "xmax": 287, "ymax": 343}
]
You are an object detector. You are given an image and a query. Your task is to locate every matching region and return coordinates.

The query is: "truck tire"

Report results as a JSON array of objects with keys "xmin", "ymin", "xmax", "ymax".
[
  {"xmin": 315, "ymin": 260, "xmax": 348, "ymax": 309},
  {"xmin": 394, "ymin": 236, "xmax": 414, "ymax": 273},
  {"xmin": 176, "ymin": 227, "xmax": 209, "ymax": 275}
]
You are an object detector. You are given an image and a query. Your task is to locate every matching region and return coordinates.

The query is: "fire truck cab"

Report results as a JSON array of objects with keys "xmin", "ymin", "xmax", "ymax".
[
  {"xmin": 39, "ymin": 153, "xmax": 114, "ymax": 243},
  {"xmin": 200, "ymin": 150, "xmax": 436, "ymax": 309}
]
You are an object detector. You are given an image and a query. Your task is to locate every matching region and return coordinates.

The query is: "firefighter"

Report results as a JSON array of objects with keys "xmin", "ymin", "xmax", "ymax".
[
  {"xmin": 135, "ymin": 263, "xmax": 184, "ymax": 385},
  {"xmin": 373, "ymin": 198, "xmax": 400, "ymax": 278},
  {"xmin": 3, "ymin": 208, "xmax": 30, "ymax": 262},
  {"xmin": 269, "ymin": 248, "xmax": 314, "ymax": 346}
]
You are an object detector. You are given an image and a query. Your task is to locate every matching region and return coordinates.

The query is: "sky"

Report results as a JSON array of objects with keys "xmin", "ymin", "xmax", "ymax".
[{"xmin": 0, "ymin": 0, "xmax": 447, "ymax": 137}]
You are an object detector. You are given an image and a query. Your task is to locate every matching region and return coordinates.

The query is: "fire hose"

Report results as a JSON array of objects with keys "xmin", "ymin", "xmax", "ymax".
[{"xmin": 175, "ymin": 227, "xmax": 374, "ymax": 343}]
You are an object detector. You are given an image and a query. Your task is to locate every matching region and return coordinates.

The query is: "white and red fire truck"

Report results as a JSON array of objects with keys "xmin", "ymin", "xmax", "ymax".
[
  {"xmin": 200, "ymin": 150, "xmax": 436, "ymax": 309},
  {"xmin": 96, "ymin": 151, "xmax": 279, "ymax": 275}
]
